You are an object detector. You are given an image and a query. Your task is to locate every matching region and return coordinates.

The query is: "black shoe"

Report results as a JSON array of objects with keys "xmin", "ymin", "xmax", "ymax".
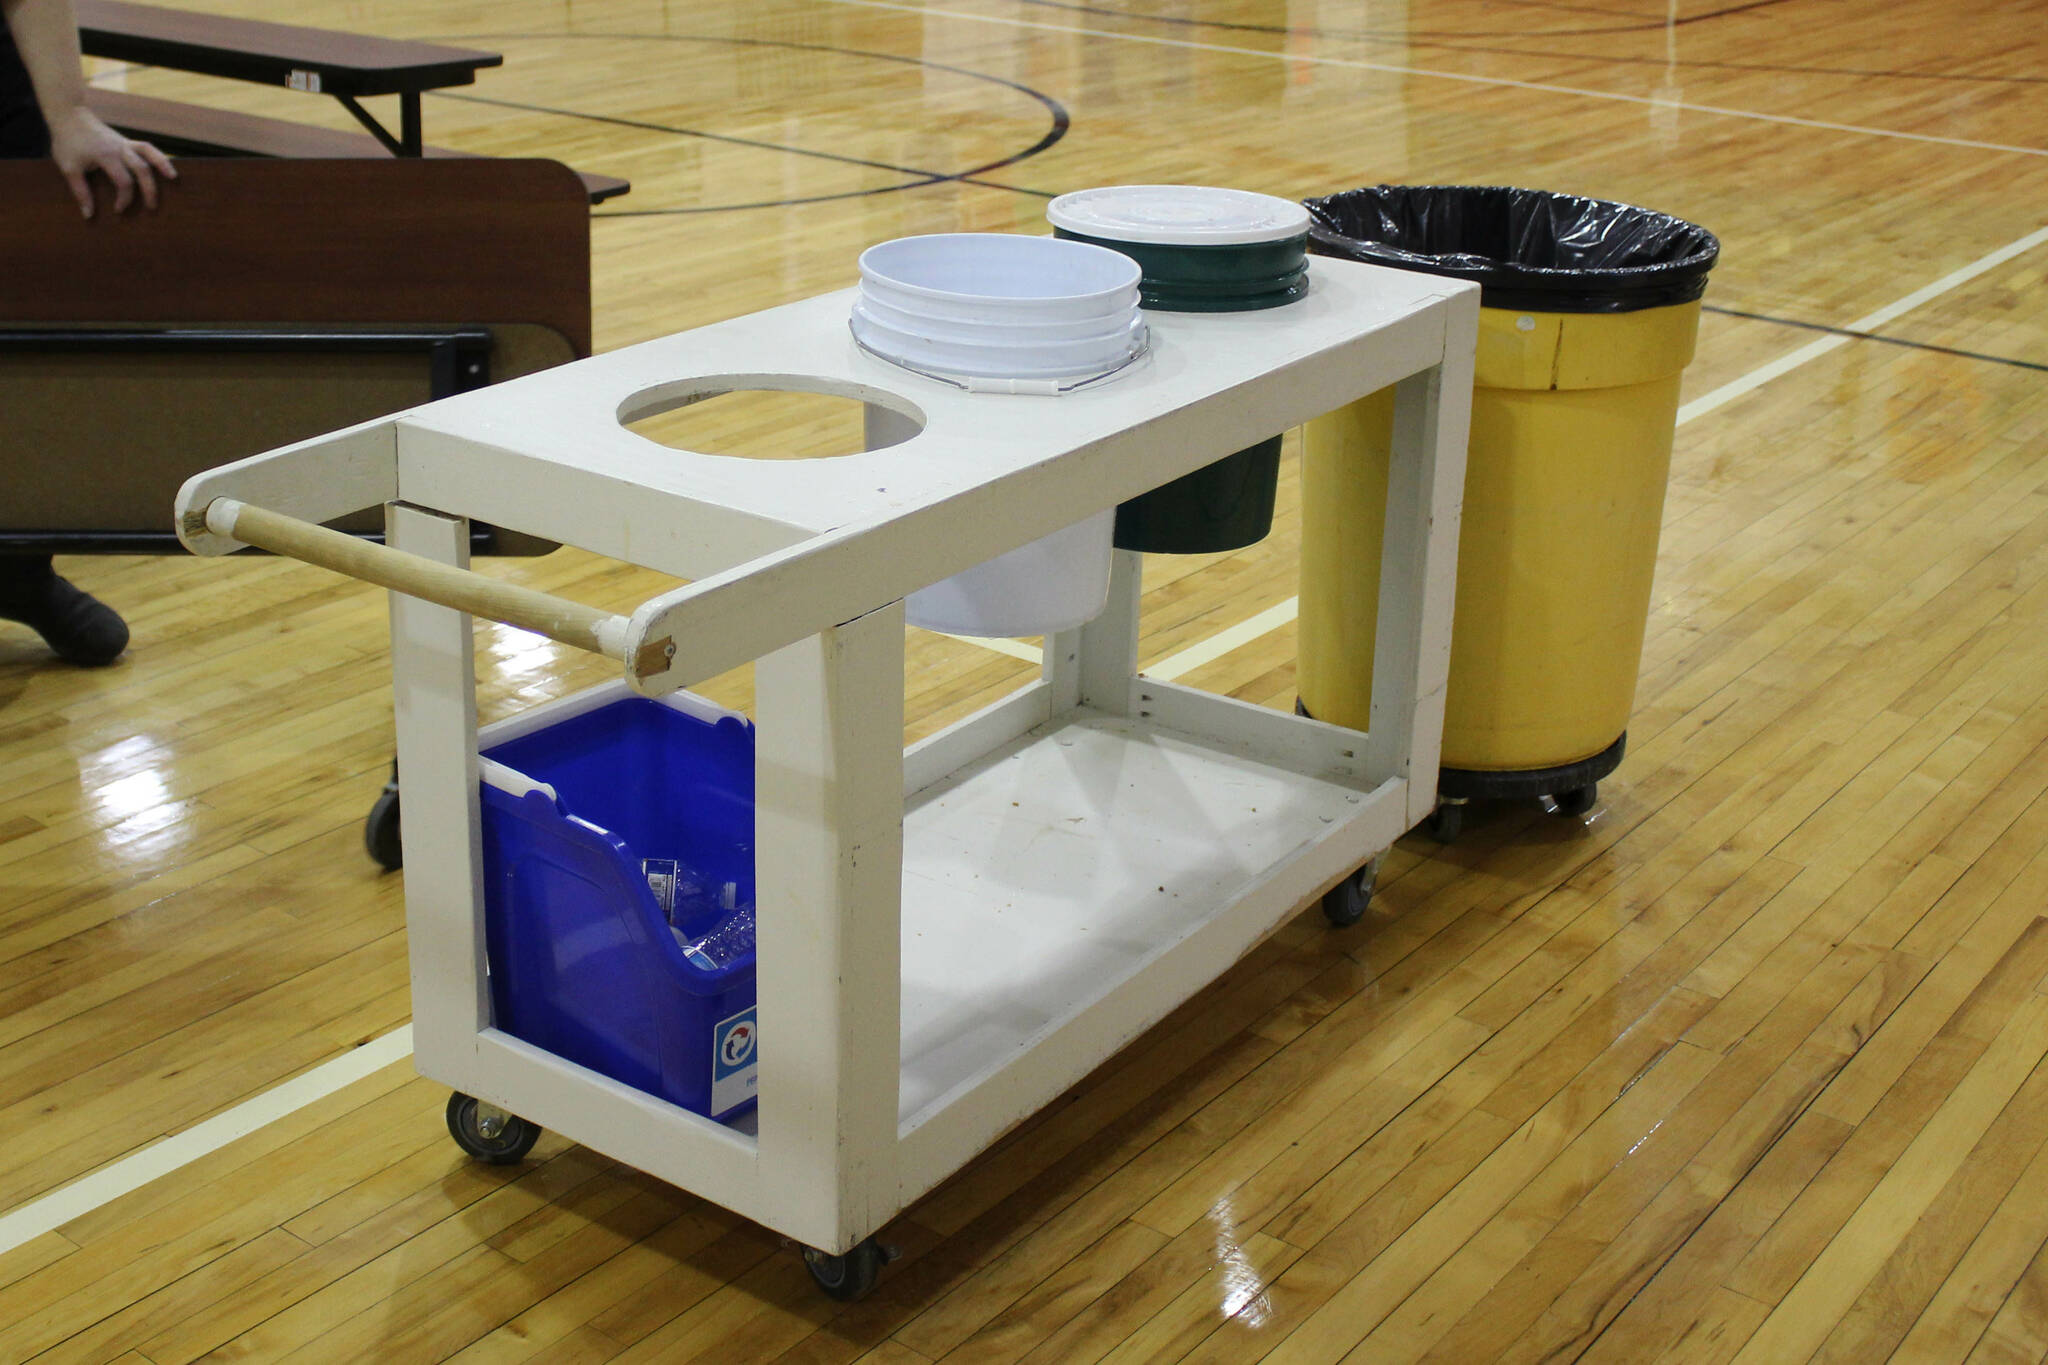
[{"xmin": 0, "ymin": 559, "xmax": 130, "ymax": 667}]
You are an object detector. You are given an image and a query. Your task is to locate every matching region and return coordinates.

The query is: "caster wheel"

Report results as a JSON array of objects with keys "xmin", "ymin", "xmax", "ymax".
[
  {"xmin": 1321, "ymin": 861, "xmax": 1377, "ymax": 927},
  {"xmin": 365, "ymin": 779, "xmax": 403, "ymax": 871},
  {"xmin": 804, "ymin": 1237, "xmax": 890, "ymax": 1301},
  {"xmin": 446, "ymin": 1092, "xmax": 541, "ymax": 1165},
  {"xmin": 1424, "ymin": 802, "xmax": 1465, "ymax": 843},
  {"xmin": 1548, "ymin": 784, "xmax": 1598, "ymax": 818}
]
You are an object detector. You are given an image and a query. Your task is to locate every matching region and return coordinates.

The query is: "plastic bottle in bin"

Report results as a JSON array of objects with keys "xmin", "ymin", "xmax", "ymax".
[
  {"xmin": 643, "ymin": 858, "xmax": 755, "ymax": 971},
  {"xmin": 679, "ymin": 901, "xmax": 756, "ymax": 971}
]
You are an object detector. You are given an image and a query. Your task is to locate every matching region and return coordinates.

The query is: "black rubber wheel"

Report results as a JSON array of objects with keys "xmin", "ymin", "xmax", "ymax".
[
  {"xmin": 365, "ymin": 779, "xmax": 403, "ymax": 871},
  {"xmin": 1424, "ymin": 802, "xmax": 1465, "ymax": 843},
  {"xmin": 804, "ymin": 1238, "xmax": 888, "ymax": 1301},
  {"xmin": 1549, "ymin": 784, "xmax": 1598, "ymax": 817},
  {"xmin": 1321, "ymin": 863, "xmax": 1375, "ymax": 927},
  {"xmin": 445, "ymin": 1092, "xmax": 541, "ymax": 1165}
]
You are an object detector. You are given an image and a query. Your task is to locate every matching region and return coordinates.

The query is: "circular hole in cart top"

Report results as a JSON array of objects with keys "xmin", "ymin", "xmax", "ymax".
[{"xmin": 618, "ymin": 375, "xmax": 925, "ymax": 460}]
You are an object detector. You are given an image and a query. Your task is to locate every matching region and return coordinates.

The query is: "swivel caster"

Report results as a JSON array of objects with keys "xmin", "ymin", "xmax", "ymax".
[
  {"xmin": 364, "ymin": 761, "xmax": 403, "ymax": 871},
  {"xmin": 1546, "ymin": 784, "xmax": 1598, "ymax": 817},
  {"xmin": 803, "ymin": 1237, "xmax": 893, "ymax": 1301},
  {"xmin": 1321, "ymin": 859, "xmax": 1378, "ymax": 927},
  {"xmin": 1424, "ymin": 800, "xmax": 1466, "ymax": 843},
  {"xmin": 446, "ymin": 1092, "xmax": 541, "ymax": 1165}
]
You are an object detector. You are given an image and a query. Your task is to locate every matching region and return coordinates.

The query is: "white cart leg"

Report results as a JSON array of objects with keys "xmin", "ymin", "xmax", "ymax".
[
  {"xmin": 1044, "ymin": 547, "xmax": 1141, "ymax": 717},
  {"xmin": 1367, "ymin": 298, "xmax": 1479, "ymax": 829},
  {"xmin": 754, "ymin": 600, "xmax": 906, "ymax": 1253},
  {"xmin": 1077, "ymin": 548, "xmax": 1142, "ymax": 714},
  {"xmin": 1043, "ymin": 625, "xmax": 1083, "ymax": 715},
  {"xmin": 387, "ymin": 503, "xmax": 488, "ymax": 1081}
]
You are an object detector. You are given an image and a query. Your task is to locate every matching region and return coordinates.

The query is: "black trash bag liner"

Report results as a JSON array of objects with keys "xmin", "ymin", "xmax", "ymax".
[{"xmin": 1304, "ymin": 184, "xmax": 1718, "ymax": 313}]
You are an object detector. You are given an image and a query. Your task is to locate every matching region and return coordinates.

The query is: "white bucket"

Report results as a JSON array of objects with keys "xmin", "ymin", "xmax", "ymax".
[
  {"xmin": 854, "ymin": 234, "xmax": 1147, "ymax": 390},
  {"xmin": 863, "ymin": 403, "xmax": 1115, "ymax": 639},
  {"xmin": 850, "ymin": 302, "xmax": 1145, "ymax": 382},
  {"xmin": 904, "ymin": 509, "xmax": 1115, "ymax": 638},
  {"xmin": 855, "ymin": 234, "xmax": 1141, "ymax": 639},
  {"xmin": 858, "ymin": 233, "xmax": 1141, "ymax": 327},
  {"xmin": 852, "ymin": 289, "xmax": 1140, "ymax": 347}
]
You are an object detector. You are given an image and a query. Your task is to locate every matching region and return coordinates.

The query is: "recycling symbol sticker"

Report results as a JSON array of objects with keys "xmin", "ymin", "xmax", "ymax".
[{"xmin": 713, "ymin": 1007, "xmax": 758, "ymax": 1080}]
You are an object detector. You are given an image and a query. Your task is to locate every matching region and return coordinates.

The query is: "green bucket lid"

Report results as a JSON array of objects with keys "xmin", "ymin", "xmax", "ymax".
[
  {"xmin": 1048, "ymin": 185, "xmax": 1311, "ymax": 313},
  {"xmin": 1048, "ymin": 184, "xmax": 1311, "ymax": 245}
]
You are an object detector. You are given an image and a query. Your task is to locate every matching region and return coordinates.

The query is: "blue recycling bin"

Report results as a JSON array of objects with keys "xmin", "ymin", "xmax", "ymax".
[{"xmin": 477, "ymin": 693, "xmax": 760, "ymax": 1120}]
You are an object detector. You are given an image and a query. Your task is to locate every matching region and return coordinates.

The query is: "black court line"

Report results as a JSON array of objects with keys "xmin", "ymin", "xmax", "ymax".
[
  {"xmin": 430, "ymin": 32, "xmax": 1066, "ymax": 215},
  {"xmin": 1705, "ymin": 305, "xmax": 2048, "ymax": 373},
  {"xmin": 1010, "ymin": 0, "xmax": 1793, "ymax": 44},
  {"xmin": 439, "ymin": 89, "xmax": 1053, "ymax": 185},
  {"xmin": 1002, "ymin": 0, "xmax": 2047, "ymax": 84},
  {"xmin": 972, "ymin": 181, "xmax": 1058, "ymax": 199}
]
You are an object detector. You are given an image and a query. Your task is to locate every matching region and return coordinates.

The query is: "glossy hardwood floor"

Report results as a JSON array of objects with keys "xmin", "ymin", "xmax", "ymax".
[{"xmin": 3, "ymin": 0, "xmax": 2046, "ymax": 1358}]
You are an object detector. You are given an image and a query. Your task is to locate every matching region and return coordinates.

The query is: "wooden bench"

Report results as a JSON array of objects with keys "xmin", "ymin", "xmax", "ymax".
[
  {"xmin": 1, "ymin": 157, "xmax": 593, "ymax": 554},
  {"xmin": 88, "ymin": 89, "xmax": 632, "ymax": 204},
  {"xmin": 75, "ymin": 0, "xmax": 629, "ymax": 204}
]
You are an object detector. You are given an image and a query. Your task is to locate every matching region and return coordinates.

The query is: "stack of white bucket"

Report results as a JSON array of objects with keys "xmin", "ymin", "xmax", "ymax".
[{"xmin": 851, "ymin": 233, "xmax": 1147, "ymax": 639}]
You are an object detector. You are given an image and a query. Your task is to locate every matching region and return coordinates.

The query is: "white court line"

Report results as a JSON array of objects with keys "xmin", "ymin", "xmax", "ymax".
[
  {"xmin": 1676, "ymin": 223, "xmax": 2048, "ymax": 424},
  {"xmin": 821, "ymin": 0, "xmax": 2048, "ymax": 158},
  {"xmin": 5, "ymin": 227, "xmax": 2040, "ymax": 1257},
  {"xmin": 1145, "ymin": 597, "xmax": 1303, "ymax": 681},
  {"xmin": 929, "ymin": 601, "xmax": 1294, "ymax": 679},
  {"xmin": 944, "ymin": 225, "xmax": 2048, "ymax": 673},
  {"xmin": 935, "ymin": 596, "xmax": 1299, "ymax": 678},
  {"xmin": 0, "ymin": 1026, "xmax": 413, "ymax": 1257},
  {"xmin": 932, "ymin": 630, "xmax": 1042, "ymax": 663}
]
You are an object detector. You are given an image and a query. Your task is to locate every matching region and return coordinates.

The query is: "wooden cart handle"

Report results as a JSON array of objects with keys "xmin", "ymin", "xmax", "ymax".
[{"xmin": 203, "ymin": 498, "xmax": 633, "ymax": 662}]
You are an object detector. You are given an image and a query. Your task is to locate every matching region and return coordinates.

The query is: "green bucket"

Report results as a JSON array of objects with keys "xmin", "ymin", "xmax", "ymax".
[
  {"xmin": 1049, "ymin": 231, "xmax": 1309, "ymax": 313},
  {"xmin": 1109, "ymin": 434, "xmax": 1283, "ymax": 553},
  {"xmin": 1048, "ymin": 186, "xmax": 1311, "ymax": 553}
]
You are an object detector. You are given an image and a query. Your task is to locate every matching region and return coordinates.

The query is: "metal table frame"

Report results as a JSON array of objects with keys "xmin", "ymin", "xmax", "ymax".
[{"xmin": 77, "ymin": 0, "xmax": 501, "ymax": 155}]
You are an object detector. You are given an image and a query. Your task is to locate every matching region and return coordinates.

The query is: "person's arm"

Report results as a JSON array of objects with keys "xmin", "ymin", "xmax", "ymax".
[{"xmin": 3, "ymin": 0, "xmax": 174, "ymax": 217}]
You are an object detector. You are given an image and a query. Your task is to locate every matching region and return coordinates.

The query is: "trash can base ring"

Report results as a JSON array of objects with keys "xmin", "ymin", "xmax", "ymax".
[{"xmin": 1436, "ymin": 733, "xmax": 1626, "ymax": 802}]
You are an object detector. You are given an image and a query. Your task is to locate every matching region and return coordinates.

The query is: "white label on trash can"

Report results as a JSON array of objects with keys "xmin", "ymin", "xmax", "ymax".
[{"xmin": 711, "ymin": 1006, "xmax": 758, "ymax": 1115}]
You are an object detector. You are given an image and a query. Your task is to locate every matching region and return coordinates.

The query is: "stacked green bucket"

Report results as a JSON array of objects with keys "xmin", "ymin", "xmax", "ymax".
[{"xmin": 1048, "ymin": 186, "xmax": 1312, "ymax": 554}]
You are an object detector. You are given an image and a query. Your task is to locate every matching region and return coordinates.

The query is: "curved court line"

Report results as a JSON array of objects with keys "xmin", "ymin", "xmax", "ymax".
[
  {"xmin": 1, "ymin": 227, "xmax": 2040, "ymax": 1262},
  {"xmin": 432, "ymin": 32, "xmax": 1069, "ymax": 214},
  {"xmin": 439, "ymin": 89, "xmax": 1067, "ymax": 216},
  {"xmin": 819, "ymin": 0, "xmax": 2048, "ymax": 157}
]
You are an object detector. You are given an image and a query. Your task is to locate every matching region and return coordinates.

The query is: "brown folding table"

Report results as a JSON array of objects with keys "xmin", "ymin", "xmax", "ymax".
[{"xmin": 76, "ymin": 0, "xmax": 500, "ymax": 157}]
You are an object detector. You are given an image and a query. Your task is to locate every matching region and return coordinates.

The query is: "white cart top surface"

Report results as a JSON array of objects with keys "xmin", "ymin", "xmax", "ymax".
[
  {"xmin": 389, "ymin": 256, "xmax": 1468, "ymax": 567},
  {"xmin": 176, "ymin": 252, "xmax": 1475, "ymax": 694}
]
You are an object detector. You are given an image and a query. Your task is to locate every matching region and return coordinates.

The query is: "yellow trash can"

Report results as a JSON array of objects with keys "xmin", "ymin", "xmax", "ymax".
[{"xmin": 1296, "ymin": 185, "xmax": 1718, "ymax": 839}]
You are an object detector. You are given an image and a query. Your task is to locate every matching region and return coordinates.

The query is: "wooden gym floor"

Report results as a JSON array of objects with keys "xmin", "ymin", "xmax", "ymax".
[{"xmin": 3, "ymin": 0, "xmax": 2046, "ymax": 1358}]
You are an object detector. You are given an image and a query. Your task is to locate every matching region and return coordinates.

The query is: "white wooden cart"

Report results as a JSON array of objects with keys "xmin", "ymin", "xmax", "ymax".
[{"xmin": 176, "ymin": 254, "xmax": 1477, "ymax": 1296}]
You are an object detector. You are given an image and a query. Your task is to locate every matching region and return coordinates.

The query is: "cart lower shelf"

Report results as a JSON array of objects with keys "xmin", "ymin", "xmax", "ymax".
[
  {"xmin": 898, "ymin": 706, "xmax": 1376, "ymax": 1128},
  {"xmin": 424, "ymin": 692, "xmax": 1402, "ymax": 1255}
]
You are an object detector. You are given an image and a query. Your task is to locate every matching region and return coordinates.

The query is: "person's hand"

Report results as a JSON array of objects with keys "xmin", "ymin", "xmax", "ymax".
[{"xmin": 44, "ymin": 106, "xmax": 176, "ymax": 218}]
